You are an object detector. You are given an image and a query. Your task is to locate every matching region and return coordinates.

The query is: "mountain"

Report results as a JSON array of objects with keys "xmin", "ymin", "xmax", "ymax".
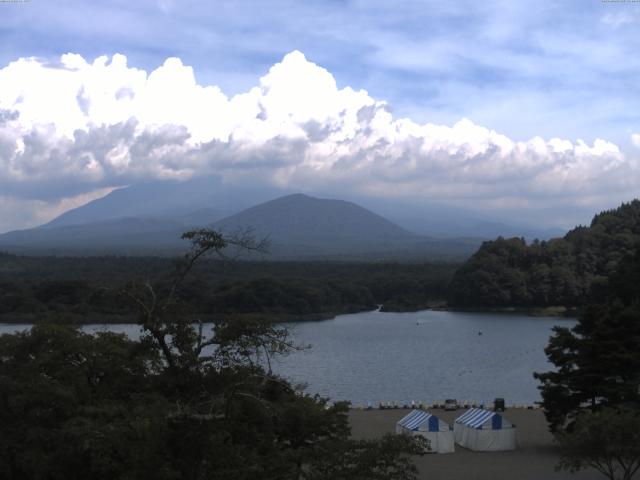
[
  {"xmin": 5, "ymin": 174, "xmax": 563, "ymax": 240},
  {"xmin": 354, "ymin": 197, "xmax": 566, "ymax": 240},
  {"xmin": 0, "ymin": 191, "xmax": 481, "ymax": 259},
  {"xmin": 43, "ymin": 175, "xmax": 281, "ymax": 229},
  {"xmin": 0, "ymin": 170, "xmax": 564, "ymax": 252},
  {"xmin": 0, "ymin": 176, "xmax": 285, "ymax": 255},
  {"xmin": 0, "ymin": 173, "xmax": 560, "ymax": 259},
  {"xmin": 448, "ymin": 199, "xmax": 640, "ymax": 308},
  {"xmin": 211, "ymin": 193, "xmax": 477, "ymax": 259},
  {"xmin": 214, "ymin": 193, "xmax": 414, "ymax": 245}
]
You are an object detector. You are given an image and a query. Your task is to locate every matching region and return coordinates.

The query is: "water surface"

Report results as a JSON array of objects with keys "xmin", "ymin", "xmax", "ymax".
[
  {"xmin": 0, "ymin": 309, "xmax": 573, "ymax": 406},
  {"xmin": 273, "ymin": 309, "xmax": 573, "ymax": 406}
]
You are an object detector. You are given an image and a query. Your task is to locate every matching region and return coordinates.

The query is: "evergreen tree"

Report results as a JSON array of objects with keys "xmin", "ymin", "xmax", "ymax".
[{"xmin": 534, "ymin": 247, "xmax": 640, "ymax": 432}]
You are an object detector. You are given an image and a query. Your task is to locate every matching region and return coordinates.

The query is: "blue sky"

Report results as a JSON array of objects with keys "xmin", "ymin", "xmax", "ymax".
[
  {"xmin": 3, "ymin": 0, "xmax": 639, "ymax": 142},
  {"xmin": 0, "ymin": 0, "xmax": 639, "ymax": 232}
]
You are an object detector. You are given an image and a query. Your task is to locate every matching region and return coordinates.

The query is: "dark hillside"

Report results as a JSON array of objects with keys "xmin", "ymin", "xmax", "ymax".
[{"xmin": 448, "ymin": 200, "xmax": 640, "ymax": 308}]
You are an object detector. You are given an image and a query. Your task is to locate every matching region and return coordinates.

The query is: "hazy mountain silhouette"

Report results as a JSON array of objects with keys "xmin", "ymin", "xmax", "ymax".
[
  {"xmin": 211, "ymin": 193, "xmax": 485, "ymax": 259},
  {"xmin": 0, "ymin": 191, "xmax": 481, "ymax": 258},
  {"xmin": 43, "ymin": 176, "xmax": 279, "ymax": 229},
  {"xmin": 214, "ymin": 193, "xmax": 414, "ymax": 243},
  {"xmin": 0, "ymin": 217, "xmax": 187, "ymax": 255},
  {"xmin": 0, "ymin": 174, "xmax": 562, "ymax": 257}
]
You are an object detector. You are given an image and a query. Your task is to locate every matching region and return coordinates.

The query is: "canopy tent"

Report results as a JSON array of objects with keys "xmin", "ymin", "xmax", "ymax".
[
  {"xmin": 396, "ymin": 410, "xmax": 454, "ymax": 454},
  {"xmin": 454, "ymin": 408, "xmax": 517, "ymax": 451}
]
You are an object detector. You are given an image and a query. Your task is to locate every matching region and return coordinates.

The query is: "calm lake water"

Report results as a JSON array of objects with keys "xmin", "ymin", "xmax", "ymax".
[{"xmin": 0, "ymin": 309, "xmax": 574, "ymax": 406}]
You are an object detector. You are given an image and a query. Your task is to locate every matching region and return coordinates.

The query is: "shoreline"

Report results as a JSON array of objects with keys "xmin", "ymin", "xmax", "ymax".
[
  {"xmin": 0, "ymin": 303, "xmax": 578, "ymax": 325},
  {"xmin": 382, "ymin": 304, "xmax": 579, "ymax": 318},
  {"xmin": 0, "ymin": 311, "xmax": 343, "ymax": 325}
]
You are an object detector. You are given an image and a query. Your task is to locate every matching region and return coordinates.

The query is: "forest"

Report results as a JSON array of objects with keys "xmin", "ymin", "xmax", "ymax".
[
  {"xmin": 448, "ymin": 200, "xmax": 640, "ymax": 309},
  {"xmin": 0, "ymin": 253, "xmax": 456, "ymax": 324}
]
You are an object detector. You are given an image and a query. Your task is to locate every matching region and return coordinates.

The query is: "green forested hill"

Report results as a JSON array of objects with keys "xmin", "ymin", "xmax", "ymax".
[{"xmin": 448, "ymin": 200, "xmax": 640, "ymax": 308}]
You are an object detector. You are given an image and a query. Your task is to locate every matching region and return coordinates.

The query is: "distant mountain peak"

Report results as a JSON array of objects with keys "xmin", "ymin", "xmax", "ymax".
[
  {"xmin": 0, "ymin": 184, "xmax": 485, "ymax": 259},
  {"xmin": 258, "ymin": 192, "xmax": 345, "ymax": 205},
  {"xmin": 279, "ymin": 193, "xmax": 313, "ymax": 200},
  {"xmin": 212, "ymin": 193, "xmax": 415, "ymax": 244}
]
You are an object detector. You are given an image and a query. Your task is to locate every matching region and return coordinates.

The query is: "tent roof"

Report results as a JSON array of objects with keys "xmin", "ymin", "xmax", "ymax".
[
  {"xmin": 455, "ymin": 408, "xmax": 509, "ymax": 429},
  {"xmin": 397, "ymin": 410, "xmax": 446, "ymax": 431}
]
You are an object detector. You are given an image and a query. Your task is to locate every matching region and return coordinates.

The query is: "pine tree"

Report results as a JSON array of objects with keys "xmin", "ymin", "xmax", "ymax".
[{"xmin": 534, "ymin": 247, "xmax": 640, "ymax": 432}]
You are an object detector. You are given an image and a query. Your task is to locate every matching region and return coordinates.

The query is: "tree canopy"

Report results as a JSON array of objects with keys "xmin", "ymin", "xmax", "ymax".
[
  {"xmin": 0, "ymin": 229, "xmax": 425, "ymax": 480},
  {"xmin": 534, "ymin": 247, "xmax": 640, "ymax": 432},
  {"xmin": 555, "ymin": 407, "xmax": 640, "ymax": 480},
  {"xmin": 449, "ymin": 200, "xmax": 640, "ymax": 308}
]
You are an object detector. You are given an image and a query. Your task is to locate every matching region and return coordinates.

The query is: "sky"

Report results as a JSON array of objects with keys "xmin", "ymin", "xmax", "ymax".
[{"xmin": 0, "ymin": 0, "xmax": 639, "ymax": 233}]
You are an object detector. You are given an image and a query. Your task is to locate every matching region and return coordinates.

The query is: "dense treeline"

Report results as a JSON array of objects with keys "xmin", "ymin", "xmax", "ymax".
[
  {"xmin": 0, "ymin": 254, "xmax": 457, "ymax": 323},
  {"xmin": 448, "ymin": 200, "xmax": 640, "ymax": 308}
]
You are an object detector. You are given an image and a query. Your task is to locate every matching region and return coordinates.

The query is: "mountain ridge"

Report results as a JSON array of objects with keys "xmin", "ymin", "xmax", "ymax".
[
  {"xmin": 3, "ymin": 176, "xmax": 565, "ymax": 239},
  {"xmin": 0, "ymin": 192, "xmax": 480, "ymax": 259},
  {"xmin": 0, "ymin": 175, "xmax": 565, "ymax": 259}
]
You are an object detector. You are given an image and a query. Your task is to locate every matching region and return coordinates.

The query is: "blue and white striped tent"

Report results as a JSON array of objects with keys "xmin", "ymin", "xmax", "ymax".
[
  {"xmin": 396, "ymin": 410, "xmax": 454, "ymax": 453},
  {"xmin": 454, "ymin": 408, "xmax": 517, "ymax": 451}
]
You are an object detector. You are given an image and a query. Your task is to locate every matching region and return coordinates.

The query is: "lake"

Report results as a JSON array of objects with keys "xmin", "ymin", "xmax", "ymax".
[
  {"xmin": 273, "ymin": 309, "xmax": 574, "ymax": 406},
  {"xmin": 0, "ymin": 309, "xmax": 573, "ymax": 406}
]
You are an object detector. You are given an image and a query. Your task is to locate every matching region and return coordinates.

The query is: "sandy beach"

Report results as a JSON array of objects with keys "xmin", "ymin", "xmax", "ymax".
[{"xmin": 349, "ymin": 408, "xmax": 606, "ymax": 480}]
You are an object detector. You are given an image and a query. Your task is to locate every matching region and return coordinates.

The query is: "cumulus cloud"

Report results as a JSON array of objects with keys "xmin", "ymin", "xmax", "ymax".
[{"xmin": 0, "ymin": 51, "xmax": 638, "ymax": 231}]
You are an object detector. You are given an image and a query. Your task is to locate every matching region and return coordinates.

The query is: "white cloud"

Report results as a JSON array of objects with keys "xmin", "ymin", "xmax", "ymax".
[{"xmin": 0, "ymin": 51, "xmax": 638, "ymax": 232}]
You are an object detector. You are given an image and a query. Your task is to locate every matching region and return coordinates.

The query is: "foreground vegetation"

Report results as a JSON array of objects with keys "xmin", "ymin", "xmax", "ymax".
[{"xmin": 0, "ymin": 230, "xmax": 425, "ymax": 479}]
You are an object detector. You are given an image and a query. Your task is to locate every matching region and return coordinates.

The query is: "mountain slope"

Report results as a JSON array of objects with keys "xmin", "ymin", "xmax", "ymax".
[
  {"xmin": 361, "ymin": 198, "xmax": 566, "ymax": 240},
  {"xmin": 212, "ymin": 194, "xmax": 481, "ymax": 259},
  {"xmin": 0, "ymin": 218, "xmax": 187, "ymax": 254},
  {"xmin": 214, "ymin": 193, "xmax": 415, "ymax": 244},
  {"xmin": 43, "ymin": 176, "xmax": 281, "ymax": 229},
  {"xmin": 0, "ymin": 177, "xmax": 283, "ymax": 254}
]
